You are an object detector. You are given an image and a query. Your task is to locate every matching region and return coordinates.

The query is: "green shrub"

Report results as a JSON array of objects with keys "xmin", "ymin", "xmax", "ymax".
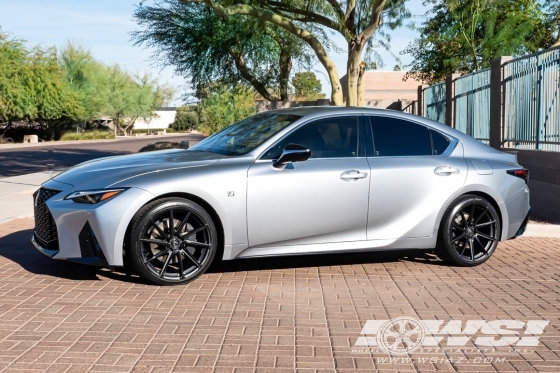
[
  {"xmin": 171, "ymin": 106, "xmax": 198, "ymax": 131},
  {"xmin": 60, "ymin": 130, "xmax": 115, "ymax": 141}
]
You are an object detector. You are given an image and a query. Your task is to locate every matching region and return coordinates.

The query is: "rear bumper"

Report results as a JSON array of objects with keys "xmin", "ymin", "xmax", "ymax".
[{"xmin": 511, "ymin": 209, "xmax": 530, "ymax": 239}]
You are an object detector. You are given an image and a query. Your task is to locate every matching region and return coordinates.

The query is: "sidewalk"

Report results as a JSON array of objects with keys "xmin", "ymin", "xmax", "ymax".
[{"xmin": 0, "ymin": 171, "xmax": 62, "ymax": 223}]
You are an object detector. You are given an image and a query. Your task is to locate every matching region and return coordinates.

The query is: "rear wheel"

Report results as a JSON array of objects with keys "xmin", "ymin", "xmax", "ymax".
[
  {"xmin": 436, "ymin": 195, "xmax": 501, "ymax": 266},
  {"xmin": 129, "ymin": 197, "xmax": 217, "ymax": 285}
]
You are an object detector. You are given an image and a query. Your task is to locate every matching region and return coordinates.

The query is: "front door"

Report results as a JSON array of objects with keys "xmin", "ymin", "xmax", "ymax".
[{"xmin": 247, "ymin": 116, "xmax": 370, "ymax": 247}]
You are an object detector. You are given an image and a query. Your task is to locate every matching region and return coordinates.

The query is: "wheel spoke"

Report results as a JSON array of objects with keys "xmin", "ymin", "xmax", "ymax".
[
  {"xmin": 476, "ymin": 220, "xmax": 496, "ymax": 228},
  {"xmin": 184, "ymin": 240, "xmax": 211, "ymax": 248},
  {"xmin": 181, "ymin": 224, "xmax": 208, "ymax": 239},
  {"xmin": 452, "ymin": 223, "xmax": 465, "ymax": 231},
  {"xmin": 469, "ymin": 238, "xmax": 475, "ymax": 261},
  {"xmin": 181, "ymin": 249, "xmax": 201, "ymax": 268},
  {"xmin": 452, "ymin": 233, "xmax": 466, "ymax": 242},
  {"xmin": 151, "ymin": 219, "xmax": 169, "ymax": 240},
  {"xmin": 473, "ymin": 206, "xmax": 489, "ymax": 225},
  {"xmin": 477, "ymin": 232, "xmax": 497, "ymax": 241},
  {"xmin": 475, "ymin": 235, "xmax": 488, "ymax": 255},
  {"xmin": 140, "ymin": 238, "xmax": 168, "ymax": 246},
  {"xmin": 460, "ymin": 211, "xmax": 469, "ymax": 228},
  {"xmin": 159, "ymin": 252, "xmax": 173, "ymax": 278},
  {"xmin": 176, "ymin": 211, "xmax": 192, "ymax": 234},
  {"xmin": 169, "ymin": 208, "xmax": 175, "ymax": 237},
  {"xmin": 469, "ymin": 204, "xmax": 476, "ymax": 224},
  {"xmin": 177, "ymin": 251, "xmax": 185, "ymax": 279},
  {"xmin": 144, "ymin": 249, "xmax": 169, "ymax": 264}
]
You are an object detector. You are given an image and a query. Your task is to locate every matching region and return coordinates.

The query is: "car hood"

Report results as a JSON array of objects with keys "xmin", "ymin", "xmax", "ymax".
[{"xmin": 52, "ymin": 149, "xmax": 224, "ymax": 190}]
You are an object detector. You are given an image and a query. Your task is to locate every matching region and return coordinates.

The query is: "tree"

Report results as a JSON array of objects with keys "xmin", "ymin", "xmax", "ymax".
[
  {"xmin": 104, "ymin": 65, "xmax": 175, "ymax": 136},
  {"xmin": 196, "ymin": 83, "xmax": 256, "ymax": 135},
  {"xmin": 132, "ymin": 1, "xmax": 317, "ymax": 101},
  {"xmin": 177, "ymin": 0, "xmax": 411, "ymax": 106},
  {"xmin": 292, "ymin": 72, "xmax": 326, "ymax": 100},
  {"xmin": 59, "ymin": 43, "xmax": 109, "ymax": 124},
  {"xmin": 403, "ymin": 0, "xmax": 551, "ymax": 84},
  {"xmin": 0, "ymin": 31, "xmax": 83, "ymax": 135}
]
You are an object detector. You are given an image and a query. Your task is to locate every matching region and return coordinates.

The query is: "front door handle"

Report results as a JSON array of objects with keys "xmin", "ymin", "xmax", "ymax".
[
  {"xmin": 434, "ymin": 166, "xmax": 460, "ymax": 176},
  {"xmin": 340, "ymin": 170, "xmax": 368, "ymax": 180}
]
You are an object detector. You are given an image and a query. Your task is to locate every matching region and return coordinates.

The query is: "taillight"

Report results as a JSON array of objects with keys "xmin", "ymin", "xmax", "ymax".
[{"xmin": 507, "ymin": 169, "xmax": 529, "ymax": 183}]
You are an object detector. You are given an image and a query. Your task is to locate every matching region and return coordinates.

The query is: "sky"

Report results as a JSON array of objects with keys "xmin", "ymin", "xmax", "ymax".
[{"xmin": 0, "ymin": 0, "xmax": 430, "ymax": 105}]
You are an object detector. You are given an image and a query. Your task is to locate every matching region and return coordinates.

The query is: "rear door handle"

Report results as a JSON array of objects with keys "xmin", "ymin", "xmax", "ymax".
[
  {"xmin": 434, "ymin": 166, "xmax": 460, "ymax": 176},
  {"xmin": 340, "ymin": 170, "xmax": 368, "ymax": 180}
]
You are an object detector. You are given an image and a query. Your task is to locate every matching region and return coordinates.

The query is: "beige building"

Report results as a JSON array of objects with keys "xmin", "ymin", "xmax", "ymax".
[{"xmin": 339, "ymin": 71, "xmax": 423, "ymax": 110}]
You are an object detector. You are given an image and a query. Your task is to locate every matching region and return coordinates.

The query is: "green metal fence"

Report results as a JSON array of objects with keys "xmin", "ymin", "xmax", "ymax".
[
  {"xmin": 503, "ymin": 46, "xmax": 560, "ymax": 151},
  {"xmin": 454, "ymin": 68, "xmax": 491, "ymax": 144},
  {"xmin": 423, "ymin": 82, "xmax": 446, "ymax": 124}
]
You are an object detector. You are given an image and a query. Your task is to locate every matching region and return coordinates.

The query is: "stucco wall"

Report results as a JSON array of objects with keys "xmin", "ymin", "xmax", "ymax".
[
  {"xmin": 134, "ymin": 108, "xmax": 177, "ymax": 129},
  {"xmin": 339, "ymin": 71, "xmax": 423, "ymax": 101}
]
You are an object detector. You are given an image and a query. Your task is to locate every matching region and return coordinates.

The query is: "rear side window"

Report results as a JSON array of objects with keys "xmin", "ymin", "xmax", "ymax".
[
  {"xmin": 431, "ymin": 130, "xmax": 450, "ymax": 155},
  {"xmin": 369, "ymin": 116, "xmax": 432, "ymax": 157}
]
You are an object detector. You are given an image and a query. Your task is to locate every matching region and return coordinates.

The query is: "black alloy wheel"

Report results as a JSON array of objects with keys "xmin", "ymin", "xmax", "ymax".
[
  {"xmin": 436, "ymin": 195, "xmax": 501, "ymax": 266},
  {"xmin": 129, "ymin": 198, "xmax": 217, "ymax": 285}
]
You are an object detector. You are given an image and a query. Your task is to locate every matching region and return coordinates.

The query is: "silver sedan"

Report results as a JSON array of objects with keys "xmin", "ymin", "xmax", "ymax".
[{"xmin": 32, "ymin": 107, "xmax": 530, "ymax": 285}]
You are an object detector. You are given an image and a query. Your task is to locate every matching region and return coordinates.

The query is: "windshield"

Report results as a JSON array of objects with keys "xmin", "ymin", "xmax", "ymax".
[{"xmin": 189, "ymin": 112, "xmax": 301, "ymax": 156}]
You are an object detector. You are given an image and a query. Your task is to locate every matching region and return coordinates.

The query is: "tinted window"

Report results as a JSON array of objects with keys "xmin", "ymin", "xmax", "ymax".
[
  {"xmin": 189, "ymin": 113, "xmax": 301, "ymax": 156},
  {"xmin": 431, "ymin": 130, "xmax": 450, "ymax": 155},
  {"xmin": 262, "ymin": 116, "xmax": 358, "ymax": 159},
  {"xmin": 370, "ymin": 116, "xmax": 432, "ymax": 157}
]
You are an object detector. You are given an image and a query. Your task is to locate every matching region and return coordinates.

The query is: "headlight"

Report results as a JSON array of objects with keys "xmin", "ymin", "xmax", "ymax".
[{"xmin": 64, "ymin": 188, "xmax": 127, "ymax": 204}]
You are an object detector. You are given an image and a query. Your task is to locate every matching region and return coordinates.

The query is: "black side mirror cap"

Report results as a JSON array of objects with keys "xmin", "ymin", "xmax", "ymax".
[{"xmin": 273, "ymin": 143, "xmax": 311, "ymax": 169}]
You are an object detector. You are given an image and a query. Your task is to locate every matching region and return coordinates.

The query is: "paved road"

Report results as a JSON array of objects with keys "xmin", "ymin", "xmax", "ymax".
[
  {"xmin": 0, "ymin": 218, "xmax": 559, "ymax": 372},
  {"xmin": 0, "ymin": 134, "xmax": 204, "ymax": 178}
]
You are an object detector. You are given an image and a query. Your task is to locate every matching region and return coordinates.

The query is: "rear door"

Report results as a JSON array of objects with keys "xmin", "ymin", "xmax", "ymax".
[{"xmin": 365, "ymin": 115, "xmax": 468, "ymax": 240}]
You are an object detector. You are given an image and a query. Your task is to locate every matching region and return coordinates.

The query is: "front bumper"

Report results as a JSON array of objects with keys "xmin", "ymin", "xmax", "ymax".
[{"xmin": 32, "ymin": 180, "xmax": 155, "ymax": 266}]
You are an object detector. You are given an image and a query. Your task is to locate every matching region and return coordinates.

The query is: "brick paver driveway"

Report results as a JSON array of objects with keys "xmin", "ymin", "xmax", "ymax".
[{"xmin": 0, "ymin": 218, "xmax": 558, "ymax": 373}]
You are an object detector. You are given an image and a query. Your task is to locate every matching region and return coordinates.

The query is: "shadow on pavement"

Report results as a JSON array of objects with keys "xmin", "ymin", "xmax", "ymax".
[
  {"xmin": 0, "ymin": 228, "xmax": 444, "ymax": 284},
  {"xmin": 0, "ymin": 228, "xmax": 149, "ymax": 284},
  {"xmin": 208, "ymin": 248, "xmax": 444, "ymax": 274}
]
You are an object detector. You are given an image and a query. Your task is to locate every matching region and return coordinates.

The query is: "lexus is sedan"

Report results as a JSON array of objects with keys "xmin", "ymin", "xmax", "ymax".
[{"xmin": 32, "ymin": 107, "xmax": 530, "ymax": 285}]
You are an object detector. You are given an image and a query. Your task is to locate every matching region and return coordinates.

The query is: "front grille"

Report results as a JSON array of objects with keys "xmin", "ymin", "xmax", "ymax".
[{"xmin": 33, "ymin": 188, "xmax": 61, "ymax": 249}]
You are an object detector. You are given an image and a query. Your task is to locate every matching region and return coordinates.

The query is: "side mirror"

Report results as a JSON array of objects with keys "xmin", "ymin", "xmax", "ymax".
[{"xmin": 273, "ymin": 143, "xmax": 311, "ymax": 169}]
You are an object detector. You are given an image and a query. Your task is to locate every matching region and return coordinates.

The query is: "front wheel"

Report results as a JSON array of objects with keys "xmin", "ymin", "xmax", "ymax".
[
  {"xmin": 436, "ymin": 195, "xmax": 501, "ymax": 266},
  {"xmin": 129, "ymin": 197, "xmax": 218, "ymax": 285}
]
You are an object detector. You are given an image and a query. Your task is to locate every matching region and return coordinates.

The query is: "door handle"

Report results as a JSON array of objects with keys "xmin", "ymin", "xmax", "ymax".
[
  {"xmin": 340, "ymin": 170, "xmax": 368, "ymax": 180},
  {"xmin": 434, "ymin": 166, "xmax": 460, "ymax": 176}
]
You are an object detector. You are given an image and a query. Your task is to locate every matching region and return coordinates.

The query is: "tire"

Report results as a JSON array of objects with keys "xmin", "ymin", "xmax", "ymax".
[
  {"xmin": 436, "ymin": 195, "xmax": 501, "ymax": 267},
  {"xmin": 129, "ymin": 197, "xmax": 218, "ymax": 285}
]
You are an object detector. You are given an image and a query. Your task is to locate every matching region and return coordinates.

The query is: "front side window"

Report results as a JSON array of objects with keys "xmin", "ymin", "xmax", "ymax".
[
  {"xmin": 262, "ymin": 116, "xmax": 358, "ymax": 159},
  {"xmin": 189, "ymin": 112, "xmax": 301, "ymax": 156},
  {"xmin": 369, "ymin": 116, "xmax": 432, "ymax": 157}
]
